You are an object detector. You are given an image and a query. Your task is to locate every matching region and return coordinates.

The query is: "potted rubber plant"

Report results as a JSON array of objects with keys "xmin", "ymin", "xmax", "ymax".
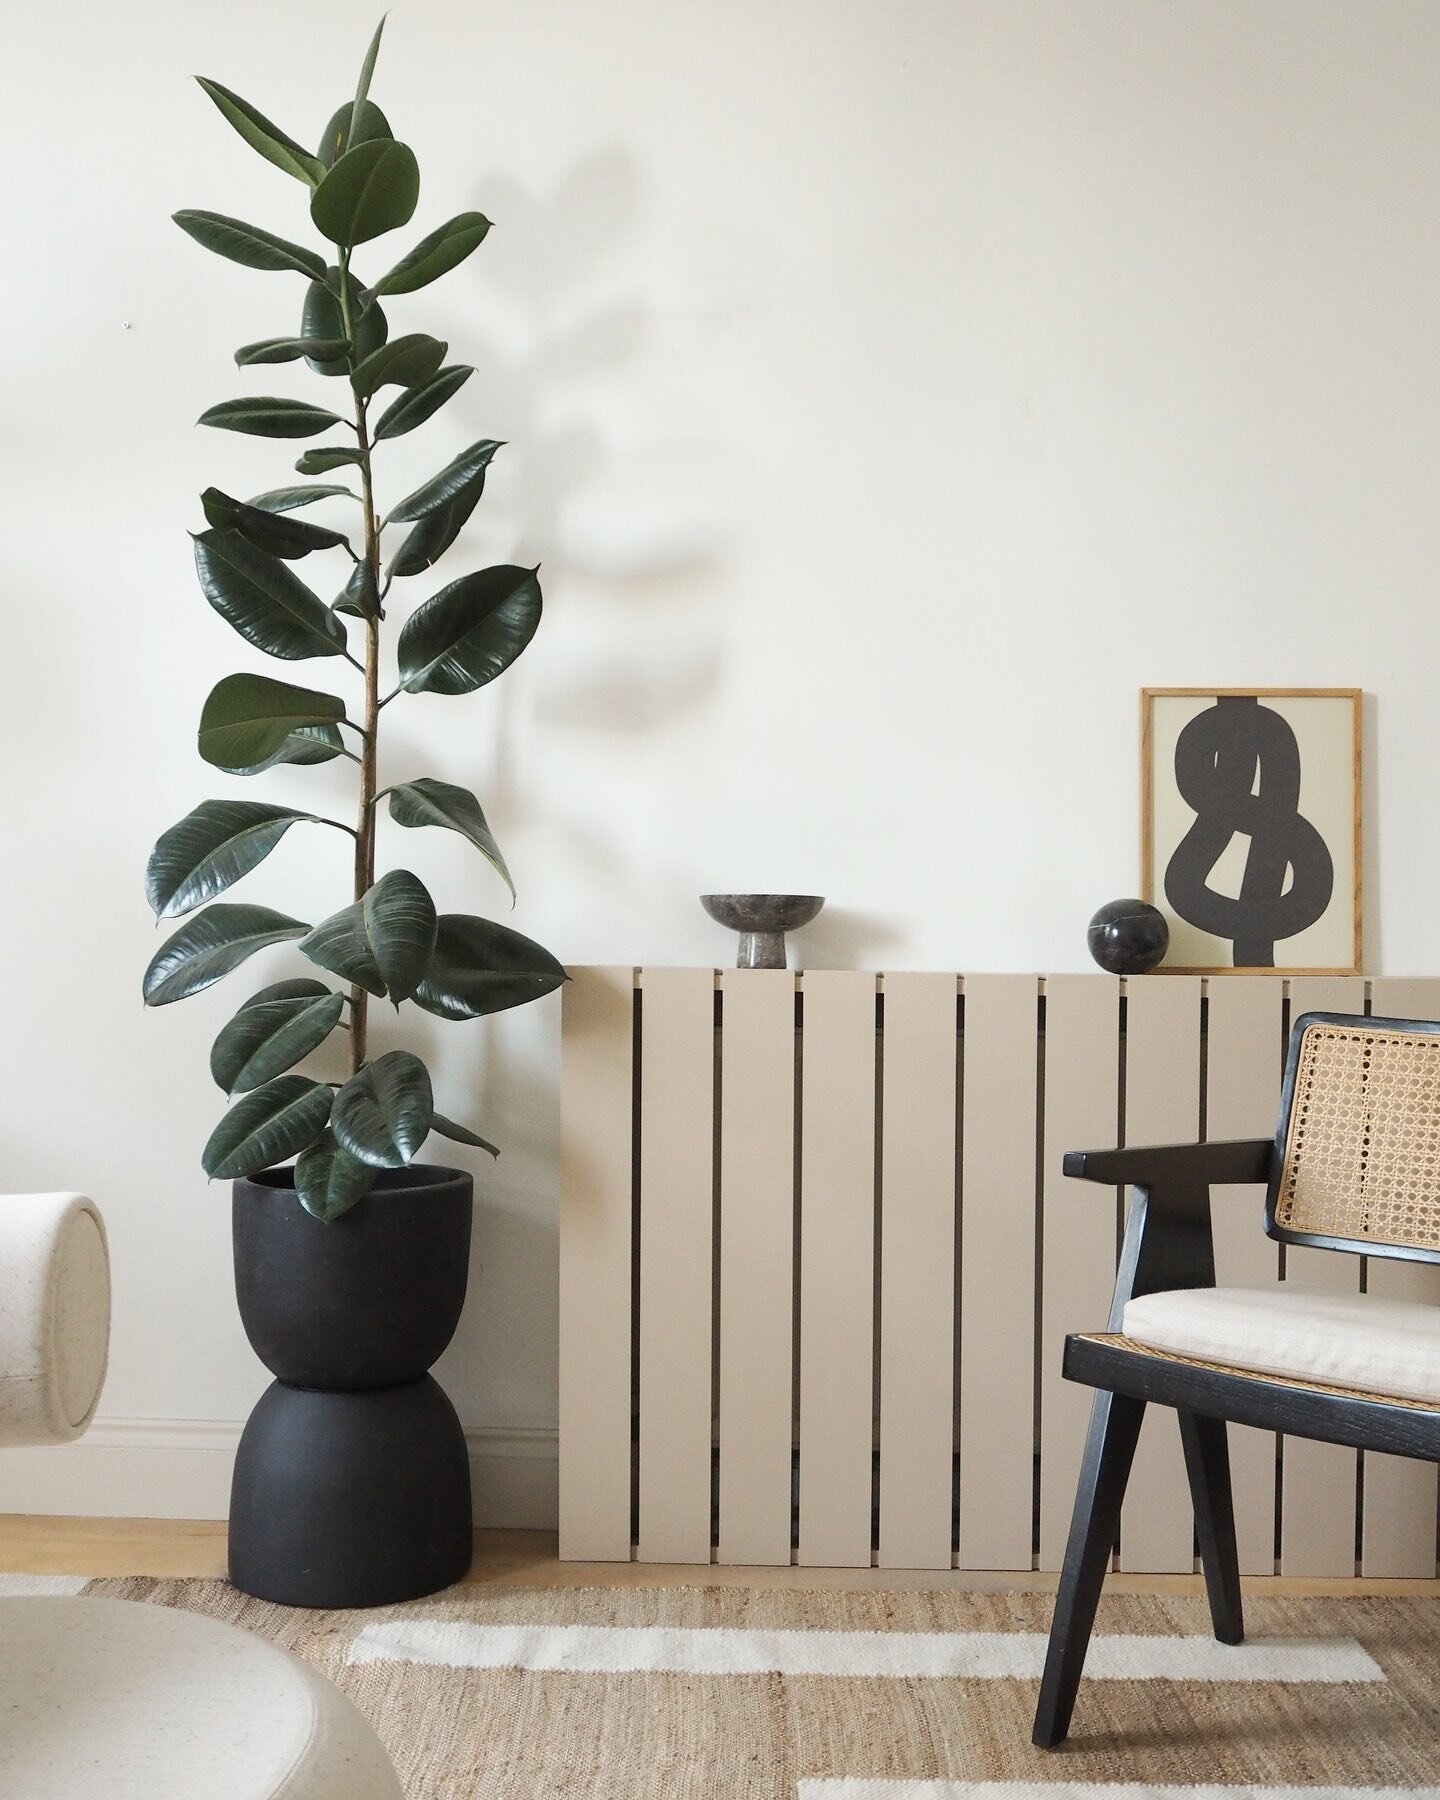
[{"xmin": 143, "ymin": 19, "xmax": 566, "ymax": 1608}]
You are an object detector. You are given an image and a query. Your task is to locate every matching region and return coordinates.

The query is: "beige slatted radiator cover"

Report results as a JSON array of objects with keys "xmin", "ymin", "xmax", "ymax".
[{"xmin": 558, "ymin": 970, "xmax": 1440, "ymax": 1579}]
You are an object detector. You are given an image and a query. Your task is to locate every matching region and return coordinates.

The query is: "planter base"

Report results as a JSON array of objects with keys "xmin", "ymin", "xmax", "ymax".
[{"xmin": 228, "ymin": 1375, "xmax": 472, "ymax": 1608}]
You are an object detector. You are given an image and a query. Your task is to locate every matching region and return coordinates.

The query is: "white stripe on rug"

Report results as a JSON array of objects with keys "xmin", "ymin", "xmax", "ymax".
[
  {"xmin": 348, "ymin": 1623, "xmax": 1382, "ymax": 1683},
  {"xmin": 797, "ymin": 1786, "xmax": 1423, "ymax": 1799},
  {"xmin": 0, "ymin": 1574, "xmax": 90, "ymax": 1595}
]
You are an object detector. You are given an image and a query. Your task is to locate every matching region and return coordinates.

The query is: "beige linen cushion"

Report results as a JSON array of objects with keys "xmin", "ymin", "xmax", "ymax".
[
  {"xmin": 0, "ymin": 1194, "xmax": 110, "ymax": 1446},
  {"xmin": 1122, "ymin": 1283, "xmax": 1440, "ymax": 1405},
  {"xmin": 0, "ymin": 1597, "xmax": 402, "ymax": 1799}
]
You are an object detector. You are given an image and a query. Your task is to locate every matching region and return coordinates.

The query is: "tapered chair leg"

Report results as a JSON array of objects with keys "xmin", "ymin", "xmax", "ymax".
[
  {"xmin": 1178, "ymin": 1409, "xmax": 1243, "ymax": 1646},
  {"xmin": 1032, "ymin": 1389, "xmax": 1145, "ymax": 1749}
]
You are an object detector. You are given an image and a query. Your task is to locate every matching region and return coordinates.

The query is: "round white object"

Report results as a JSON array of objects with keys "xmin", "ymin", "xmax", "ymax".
[
  {"xmin": 0, "ymin": 1193, "xmax": 110, "ymax": 1447},
  {"xmin": 0, "ymin": 1598, "xmax": 403, "ymax": 1799}
]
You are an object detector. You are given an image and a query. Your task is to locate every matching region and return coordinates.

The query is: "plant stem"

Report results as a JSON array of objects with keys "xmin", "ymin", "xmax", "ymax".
[{"xmin": 338, "ymin": 251, "xmax": 381, "ymax": 1078}]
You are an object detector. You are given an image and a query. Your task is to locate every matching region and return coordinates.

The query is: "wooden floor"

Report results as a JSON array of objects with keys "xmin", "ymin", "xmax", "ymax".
[{"xmin": 2, "ymin": 1516, "xmax": 1439, "ymax": 1595}]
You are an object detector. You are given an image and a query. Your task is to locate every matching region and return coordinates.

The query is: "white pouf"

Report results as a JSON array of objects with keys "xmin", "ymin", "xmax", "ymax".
[
  {"xmin": 0, "ymin": 1597, "xmax": 403, "ymax": 1799},
  {"xmin": 0, "ymin": 1193, "xmax": 109, "ymax": 1446}
]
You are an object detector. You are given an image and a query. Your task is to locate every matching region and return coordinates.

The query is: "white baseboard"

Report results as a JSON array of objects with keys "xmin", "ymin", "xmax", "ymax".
[{"xmin": 0, "ymin": 1417, "xmax": 559, "ymax": 1527}]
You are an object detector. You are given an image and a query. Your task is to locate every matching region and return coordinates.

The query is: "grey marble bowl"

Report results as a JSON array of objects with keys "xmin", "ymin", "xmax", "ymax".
[{"xmin": 700, "ymin": 894, "xmax": 825, "ymax": 969}]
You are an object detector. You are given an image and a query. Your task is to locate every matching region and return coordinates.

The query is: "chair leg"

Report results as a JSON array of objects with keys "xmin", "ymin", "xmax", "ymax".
[
  {"xmin": 1032, "ymin": 1389, "xmax": 1145, "ymax": 1749},
  {"xmin": 1178, "ymin": 1410, "xmax": 1244, "ymax": 1646}
]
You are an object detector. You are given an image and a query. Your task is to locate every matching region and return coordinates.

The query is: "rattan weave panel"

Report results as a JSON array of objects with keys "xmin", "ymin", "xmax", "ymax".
[
  {"xmin": 1275, "ymin": 1021, "xmax": 1440, "ymax": 1253},
  {"xmin": 1077, "ymin": 1332, "xmax": 1440, "ymax": 1414}
]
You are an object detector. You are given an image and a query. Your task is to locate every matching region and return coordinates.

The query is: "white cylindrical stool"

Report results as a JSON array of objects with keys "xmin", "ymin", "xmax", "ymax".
[{"xmin": 0, "ymin": 1193, "xmax": 109, "ymax": 1447}]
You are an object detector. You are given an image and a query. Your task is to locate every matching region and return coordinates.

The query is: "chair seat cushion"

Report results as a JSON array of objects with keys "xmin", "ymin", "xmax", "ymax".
[
  {"xmin": 1121, "ymin": 1283, "xmax": 1440, "ymax": 1405},
  {"xmin": 0, "ymin": 1597, "xmax": 401, "ymax": 1799}
]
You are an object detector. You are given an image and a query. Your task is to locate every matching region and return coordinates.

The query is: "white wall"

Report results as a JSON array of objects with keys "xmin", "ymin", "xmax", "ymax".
[{"xmin": 3, "ymin": 0, "xmax": 1438, "ymax": 1520}]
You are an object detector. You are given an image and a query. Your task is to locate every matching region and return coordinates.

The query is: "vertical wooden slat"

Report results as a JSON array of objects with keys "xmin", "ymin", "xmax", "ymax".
[
  {"xmin": 1280, "ymin": 974, "xmax": 1367, "ymax": 1578},
  {"xmin": 558, "ymin": 966, "xmax": 636, "ymax": 1560},
  {"xmin": 798, "ymin": 971, "xmax": 877, "ymax": 1566},
  {"xmin": 878, "ymin": 973, "xmax": 958, "ymax": 1569},
  {"xmin": 1120, "ymin": 976, "xmax": 1202, "ymax": 1573},
  {"xmin": 1038, "ymin": 975, "xmax": 1121, "ymax": 1570},
  {"xmin": 958, "ymin": 974, "xmax": 1039, "ymax": 1570},
  {"xmin": 1361, "ymin": 977, "xmax": 1440, "ymax": 1578},
  {"xmin": 717, "ymin": 969, "xmax": 796, "ymax": 1565},
  {"xmin": 1204, "ymin": 976, "xmax": 1285, "ymax": 1575},
  {"xmin": 636, "ymin": 967, "xmax": 715, "ymax": 1563}
]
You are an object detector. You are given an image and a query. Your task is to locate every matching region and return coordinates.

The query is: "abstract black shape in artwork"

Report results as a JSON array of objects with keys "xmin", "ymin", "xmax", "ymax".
[{"xmin": 1163, "ymin": 696, "xmax": 1333, "ymax": 968}]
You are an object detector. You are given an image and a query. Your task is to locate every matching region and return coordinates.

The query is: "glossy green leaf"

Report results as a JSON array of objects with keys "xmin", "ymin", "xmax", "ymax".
[
  {"xmin": 332, "ymin": 1050, "xmax": 433, "ymax": 1169},
  {"xmin": 386, "ymin": 484, "xmax": 482, "ymax": 580},
  {"xmin": 318, "ymin": 98, "xmax": 393, "ymax": 169},
  {"xmin": 387, "ymin": 778, "xmax": 513, "ymax": 901},
  {"xmin": 210, "ymin": 990, "xmax": 345, "ymax": 1094},
  {"xmin": 198, "ymin": 397, "xmax": 344, "ymax": 439},
  {"xmin": 244, "ymin": 978, "xmax": 334, "ymax": 1006},
  {"xmin": 300, "ymin": 870, "xmax": 437, "ymax": 1003},
  {"xmin": 387, "ymin": 438, "xmax": 502, "ymax": 523},
  {"xmin": 143, "ymin": 904, "xmax": 308, "ymax": 1007},
  {"xmin": 310, "ymin": 138, "xmax": 419, "ymax": 248},
  {"xmin": 373, "ymin": 213, "xmax": 491, "ymax": 296},
  {"xmin": 146, "ymin": 800, "xmax": 324, "ymax": 919},
  {"xmin": 202, "ymin": 1075, "xmax": 333, "ymax": 1179},
  {"xmin": 193, "ymin": 530, "xmax": 350, "ymax": 661},
  {"xmin": 294, "ymin": 447, "xmax": 366, "ymax": 474},
  {"xmin": 430, "ymin": 1113, "xmax": 499, "ymax": 1158},
  {"xmin": 201, "ymin": 487, "xmax": 349, "ymax": 559},
  {"xmin": 173, "ymin": 210, "xmax": 325, "ymax": 279},
  {"xmin": 414, "ymin": 914, "xmax": 567, "ymax": 1021},
  {"xmin": 373, "ymin": 365, "xmax": 472, "ymax": 442},
  {"xmin": 351, "ymin": 17, "xmax": 386, "ymax": 128},
  {"xmin": 333, "ymin": 560, "xmax": 381, "ymax": 620},
  {"xmin": 301, "ymin": 270, "xmax": 388, "ymax": 376},
  {"xmin": 199, "ymin": 673, "xmax": 346, "ymax": 772},
  {"xmin": 350, "ymin": 333, "xmax": 447, "ymax": 401},
  {"xmin": 234, "ymin": 335, "xmax": 349, "ymax": 367},
  {"xmin": 195, "ymin": 77, "xmax": 326, "ymax": 185},
  {"xmin": 397, "ymin": 566, "xmax": 542, "ymax": 696},
  {"xmin": 249, "ymin": 483, "xmax": 358, "ymax": 512},
  {"xmin": 295, "ymin": 1131, "xmax": 374, "ymax": 1220}
]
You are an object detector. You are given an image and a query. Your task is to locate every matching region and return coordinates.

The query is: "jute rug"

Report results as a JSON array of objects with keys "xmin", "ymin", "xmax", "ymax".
[{"xmin": 55, "ymin": 1580, "xmax": 1440, "ymax": 1795}]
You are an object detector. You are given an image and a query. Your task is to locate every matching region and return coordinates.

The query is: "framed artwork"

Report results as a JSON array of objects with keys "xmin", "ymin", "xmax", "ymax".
[{"xmin": 1141, "ymin": 687, "xmax": 1361, "ymax": 975}]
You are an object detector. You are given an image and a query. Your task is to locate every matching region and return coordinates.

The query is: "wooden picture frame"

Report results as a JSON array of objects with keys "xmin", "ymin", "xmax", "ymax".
[{"xmin": 1140, "ymin": 687, "xmax": 1361, "ymax": 975}]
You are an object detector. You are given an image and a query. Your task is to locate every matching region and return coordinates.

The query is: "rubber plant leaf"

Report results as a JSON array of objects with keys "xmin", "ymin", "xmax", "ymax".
[
  {"xmin": 198, "ymin": 397, "xmax": 344, "ymax": 439},
  {"xmin": 372, "ymin": 212, "xmax": 491, "ymax": 296},
  {"xmin": 413, "ymin": 914, "xmax": 567, "ymax": 1021},
  {"xmin": 331, "ymin": 1049, "xmax": 434, "ymax": 1169},
  {"xmin": 201, "ymin": 487, "xmax": 349, "ymax": 559},
  {"xmin": 142, "ymin": 904, "xmax": 309, "ymax": 1007},
  {"xmin": 146, "ymin": 799, "xmax": 328, "ymax": 918},
  {"xmin": 349, "ymin": 333, "xmax": 447, "ymax": 401},
  {"xmin": 172, "ymin": 209, "xmax": 326, "ymax": 279},
  {"xmin": 317, "ymin": 98, "xmax": 393, "ymax": 170},
  {"xmin": 234, "ymin": 336, "xmax": 349, "ymax": 367},
  {"xmin": 299, "ymin": 869, "xmax": 437, "ymax": 1003},
  {"xmin": 248, "ymin": 484, "xmax": 358, "ymax": 513},
  {"xmin": 386, "ymin": 438, "xmax": 502, "ymax": 523},
  {"xmin": 387, "ymin": 778, "xmax": 514, "ymax": 901},
  {"xmin": 194, "ymin": 78, "xmax": 327, "ymax": 185},
  {"xmin": 193, "ymin": 530, "xmax": 349, "ymax": 661},
  {"xmin": 201, "ymin": 1075, "xmax": 334, "ymax": 1179},
  {"xmin": 430, "ymin": 1113, "xmax": 499, "ymax": 1158},
  {"xmin": 295, "ymin": 1131, "xmax": 374, "ymax": 1221},
  {"xmin": 198, "ymin": 673, "xmax": 346, "ymax": 773},
  {"xmin": 209, "ymin": 989, "xmax": 346, "ymax": 1094},
  {"xmin": 396, "ymin": 566, "xmax": 541, "ymax": 696},
  {"xmin": 373, "ymin": 365, "xmax": 472, "ymax": 442},
  {"xmin": 301, "ymin": 270, "xmax": 387, "ymax": 376},
  {"xmin": 310, "ymin": 138, "xmax": 419, "ymax": 248}
]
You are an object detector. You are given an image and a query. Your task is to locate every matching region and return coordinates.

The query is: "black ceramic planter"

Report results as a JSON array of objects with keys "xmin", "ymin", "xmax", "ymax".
[{"xmin": 228, "ymin": 1164, "xmax": 474, "ymax": 1609}]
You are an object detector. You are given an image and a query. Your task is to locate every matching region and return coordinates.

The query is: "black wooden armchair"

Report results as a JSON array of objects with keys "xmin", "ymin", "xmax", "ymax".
[{"xmin": 1034, "ymin": 1011, "xmax": 1440, "ymax": 1748}]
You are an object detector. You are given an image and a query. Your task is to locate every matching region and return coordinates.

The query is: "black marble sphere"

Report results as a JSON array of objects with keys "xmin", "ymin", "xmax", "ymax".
[{"xmin": 1087, "ymin": 899, "xmax": 1169, "ymax": 975}]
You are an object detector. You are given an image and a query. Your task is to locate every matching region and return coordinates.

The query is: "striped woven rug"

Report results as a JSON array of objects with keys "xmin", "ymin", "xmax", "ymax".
[{"xmin": 22, "ymin": 1580, "xmax": 1440, "ymax": 1797}]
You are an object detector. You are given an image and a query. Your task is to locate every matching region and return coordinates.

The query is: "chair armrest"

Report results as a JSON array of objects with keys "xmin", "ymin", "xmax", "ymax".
[
  {"xmin": 1062, "ymin": 1138, "xmax": 1274, "ymax": 1188},
  {"xmin": 0, "ymin": 1193, "xmax": 110, "ymax": 1447}
]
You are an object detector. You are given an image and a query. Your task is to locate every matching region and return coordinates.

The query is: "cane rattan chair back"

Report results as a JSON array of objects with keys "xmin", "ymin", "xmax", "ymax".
[{"xmin": 1266, "ymin": 1012, "xmax": 1440, "ymax": 1265}]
